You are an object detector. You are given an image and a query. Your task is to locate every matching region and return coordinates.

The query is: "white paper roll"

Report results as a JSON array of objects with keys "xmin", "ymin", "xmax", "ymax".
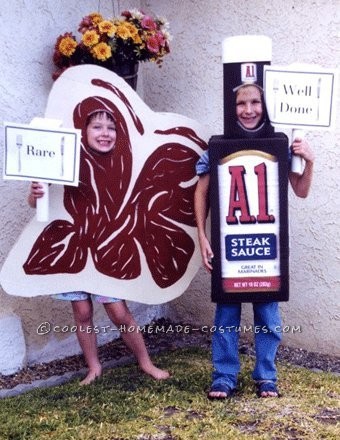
[
  {"xmin": 222, "ymin": 35, "xmax": 272, "ymax": 63},
  {"xmin": 291, "ymin": 129, "xmax": 305, "ymax": 175},
  {"xmin": 28, "ymin": 118, "xmax": 62, "ymax": 223}
]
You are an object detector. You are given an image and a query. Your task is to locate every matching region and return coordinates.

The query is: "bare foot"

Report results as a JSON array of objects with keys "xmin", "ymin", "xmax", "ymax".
[
  {"xmin": 80, "ymin": 367, "xmax": 102, "ymax": 386},
  {"xmin": 140, "ymin": 363, "xmax": 170, "ymax": 380}
]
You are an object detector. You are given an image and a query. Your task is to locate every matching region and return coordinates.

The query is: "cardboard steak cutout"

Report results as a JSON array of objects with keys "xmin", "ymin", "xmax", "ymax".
[{"xmin": 0, "ymin": 65, "xmax": 210, "ymax": 304}]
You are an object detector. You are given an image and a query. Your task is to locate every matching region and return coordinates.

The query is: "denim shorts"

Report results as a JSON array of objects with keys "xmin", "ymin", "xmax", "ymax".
[{"xmin": 52, "ymin": 292, "xmax": 122, "ymax": 304}]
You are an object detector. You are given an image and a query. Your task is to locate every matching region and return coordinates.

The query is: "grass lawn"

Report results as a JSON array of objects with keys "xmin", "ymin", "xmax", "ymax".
[{"xmin": 0, "ymin": 347, "xmax": 339, "ymax": 440}]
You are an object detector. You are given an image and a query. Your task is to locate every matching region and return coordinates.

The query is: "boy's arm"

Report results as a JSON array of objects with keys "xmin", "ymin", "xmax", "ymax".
[
  {"xmin": 289, "ymin": 138, "xmax": 315, "ymax": 198},
  {"xmin": 194, "ymin": 174, "xmax": 214, "ymax": 271}
]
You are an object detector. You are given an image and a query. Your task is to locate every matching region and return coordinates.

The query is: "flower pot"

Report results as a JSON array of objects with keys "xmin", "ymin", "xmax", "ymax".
[
  {"xmin": 53, "ymin": 10, "xmax": 170, "ymax": 86},
  {"xmin": 111, "ymin": 62, "xmax": 139, "ymax": 91}
]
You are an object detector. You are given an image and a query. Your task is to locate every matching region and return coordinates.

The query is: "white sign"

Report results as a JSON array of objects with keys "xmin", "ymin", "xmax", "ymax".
[
  {"xmin": 3, "ymin": 123, "xmax": 81, "ymax": 185},
  {"xmin": 264, "ymin": 65, "xmax": 337, "ymax": 129}
]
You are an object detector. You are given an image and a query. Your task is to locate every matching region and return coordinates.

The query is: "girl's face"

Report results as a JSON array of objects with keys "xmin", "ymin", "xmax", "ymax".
[
  {"xmin": 236, "ymin": 85, "xmax": 263, "ymax": 130},
  {"xmin": 86, "ymin": 112, "xmax": 117, "ymax": 154}
]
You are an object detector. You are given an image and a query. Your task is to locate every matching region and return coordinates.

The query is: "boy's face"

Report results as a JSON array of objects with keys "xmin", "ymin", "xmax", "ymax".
[
  {"xmin": 86, "ymin": 112, "xmax": 117, "ymax": 154},
  {"xmin": 236, "ymin": 85, "xmax": 263, "ymax": 130}
]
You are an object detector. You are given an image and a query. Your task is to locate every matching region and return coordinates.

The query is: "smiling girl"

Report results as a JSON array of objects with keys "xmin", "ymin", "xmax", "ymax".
[
  {"xmin": 86, "ymin": 110, "xmax": 117, "ymax": 154},
  {"xmin": 28, "ymin": 108, "xmax": 170, "ymax": 385}
]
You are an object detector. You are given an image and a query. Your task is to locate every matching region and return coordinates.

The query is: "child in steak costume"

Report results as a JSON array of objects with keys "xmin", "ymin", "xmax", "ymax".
[
  {"xmin": 194, "ymin": 83, "xmax": 314, "ymax": 398},
  {"xmin": 29, "ymin": 101, "xmax": 169, "ymax": 385}
]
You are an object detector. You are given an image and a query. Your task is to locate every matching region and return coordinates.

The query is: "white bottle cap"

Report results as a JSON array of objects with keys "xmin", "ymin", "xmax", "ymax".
[{"xmin": 222, "ymin": 35, "xmax": 272, "ymax": 63}]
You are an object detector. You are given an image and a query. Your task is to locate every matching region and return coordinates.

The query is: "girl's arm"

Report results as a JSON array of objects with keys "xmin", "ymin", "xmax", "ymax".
[{"xmin": 28, "ymin": 182, "xmax": 45, "ymax": 208}]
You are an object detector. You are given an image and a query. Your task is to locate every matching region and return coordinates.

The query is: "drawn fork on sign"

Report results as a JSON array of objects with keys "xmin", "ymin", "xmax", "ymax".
[
  {"xmin": 316, "ymin": 77, "xmax": 321, "ymax": 121},
  {"xmin": 273, "ymin": 78, "xmax": 279, "ymax": 119}
]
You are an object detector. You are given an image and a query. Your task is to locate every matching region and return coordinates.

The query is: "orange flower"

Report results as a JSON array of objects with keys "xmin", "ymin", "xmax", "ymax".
[
  {"xmin": 82, "ymin": 30, "xmax": 100, "ymax": 47},
  {"xmin": 91, "ymin": 42, "xmax": 112, "ymax": 61},
  {"xmin": 98, "ymin": 20, "xmax": 116, "ymax": 37},
  {"xmin": 115, "ymin": 22, "xmax": 136, "ymax": 40},
  {"xmin": 58, "ymin": 36, "xmax": 77, "ymax": 57}
]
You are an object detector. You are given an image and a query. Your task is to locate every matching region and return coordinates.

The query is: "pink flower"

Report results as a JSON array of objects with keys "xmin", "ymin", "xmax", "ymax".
[
  {"xmin": 155, "ymin": 31, "xmax": 166, "ymax": 46},
  {"xmin": 146, "ymin": 35, "xmax": 160, "ymax": 54},
  {"xmin": 141, "ymin": 15, "xmax": 157, "ymax": 30}
]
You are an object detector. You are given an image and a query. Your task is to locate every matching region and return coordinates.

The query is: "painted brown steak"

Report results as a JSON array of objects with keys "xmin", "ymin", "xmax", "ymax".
[{"xmin": 23, "ymin": 90, "xmax": 205, "ymax": 288}]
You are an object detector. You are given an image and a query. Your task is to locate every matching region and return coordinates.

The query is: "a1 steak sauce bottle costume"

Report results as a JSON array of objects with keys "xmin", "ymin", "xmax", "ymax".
[{"xmin": 209, "ymin": 35, "xmax": 290, "ymax": 304}]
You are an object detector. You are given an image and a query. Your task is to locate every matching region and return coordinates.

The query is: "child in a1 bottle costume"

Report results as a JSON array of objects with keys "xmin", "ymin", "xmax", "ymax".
[{"xmin": 194, "ymin": 82, "xmax": 314, "ymax": 399}]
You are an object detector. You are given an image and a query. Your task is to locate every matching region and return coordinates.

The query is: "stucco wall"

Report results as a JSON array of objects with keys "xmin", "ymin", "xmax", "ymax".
[
  {"xmin": 144, "ymin": 0, "xmax": 340, "ymax": 355},
  {"xmin": 0, "ymin": 0, "xmax": 339, "ymax": 375}
]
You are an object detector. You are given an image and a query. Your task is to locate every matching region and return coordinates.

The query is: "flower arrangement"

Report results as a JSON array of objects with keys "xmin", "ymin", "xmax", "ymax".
[{"xmin": 52, "ymin": 9, "xmax": 171, "ymax": 80}]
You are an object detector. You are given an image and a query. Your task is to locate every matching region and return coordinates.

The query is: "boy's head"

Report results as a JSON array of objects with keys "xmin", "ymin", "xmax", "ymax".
[
  {"xmin": 235, "ymin": 84, "xmax": 263, "ymax": 130},
  {"xmin": 86, "ymin": 110, "xmax": 117, "ymax": 154}
]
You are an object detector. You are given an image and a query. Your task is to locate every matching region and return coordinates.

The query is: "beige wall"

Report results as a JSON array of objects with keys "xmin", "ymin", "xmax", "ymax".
[{"xmin": 0, "ymin": 0, "xmax": 339, "ymax": 373}]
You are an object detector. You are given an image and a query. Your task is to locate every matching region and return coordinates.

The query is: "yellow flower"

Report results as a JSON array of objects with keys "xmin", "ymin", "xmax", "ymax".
[
  {"xmin": 82, "ymin": 30, "xmax": 100, "ymax": 47},
  {"xmin": 131, "ymin": 32, "xmax": 142, "ymax": 45},
  {"xmin": 58, "ymin": 37, "xmax": 77, "ymax": 57},
  {"xmin": 125, "ymin": 22, "xmax": 139, "ymax": 37},
  {"xmin": 126, "ymin": 23, "xmax": 142, "ymax": 44},
  {"xmin": 91, "ymin": 42, "xmax": 112, "ymax": 61},
  {"xmin": 98, "ymin": 20, "xmax": 116, "ymax": 37},
  {"xmin": 116, "ymin": 22, "xmax": 137, "ymax": 40}
]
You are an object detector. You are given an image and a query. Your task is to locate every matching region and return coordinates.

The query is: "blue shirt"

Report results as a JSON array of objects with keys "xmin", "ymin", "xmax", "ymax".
[{"xmin": 196, "ymin": 150, "xmax": 210, "ymax": 175}]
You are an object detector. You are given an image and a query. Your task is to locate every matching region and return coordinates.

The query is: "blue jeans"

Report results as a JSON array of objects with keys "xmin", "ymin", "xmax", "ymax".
[{"xmin": 211, "ymin": 302, "xmax": 282, "ymax": 390}]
